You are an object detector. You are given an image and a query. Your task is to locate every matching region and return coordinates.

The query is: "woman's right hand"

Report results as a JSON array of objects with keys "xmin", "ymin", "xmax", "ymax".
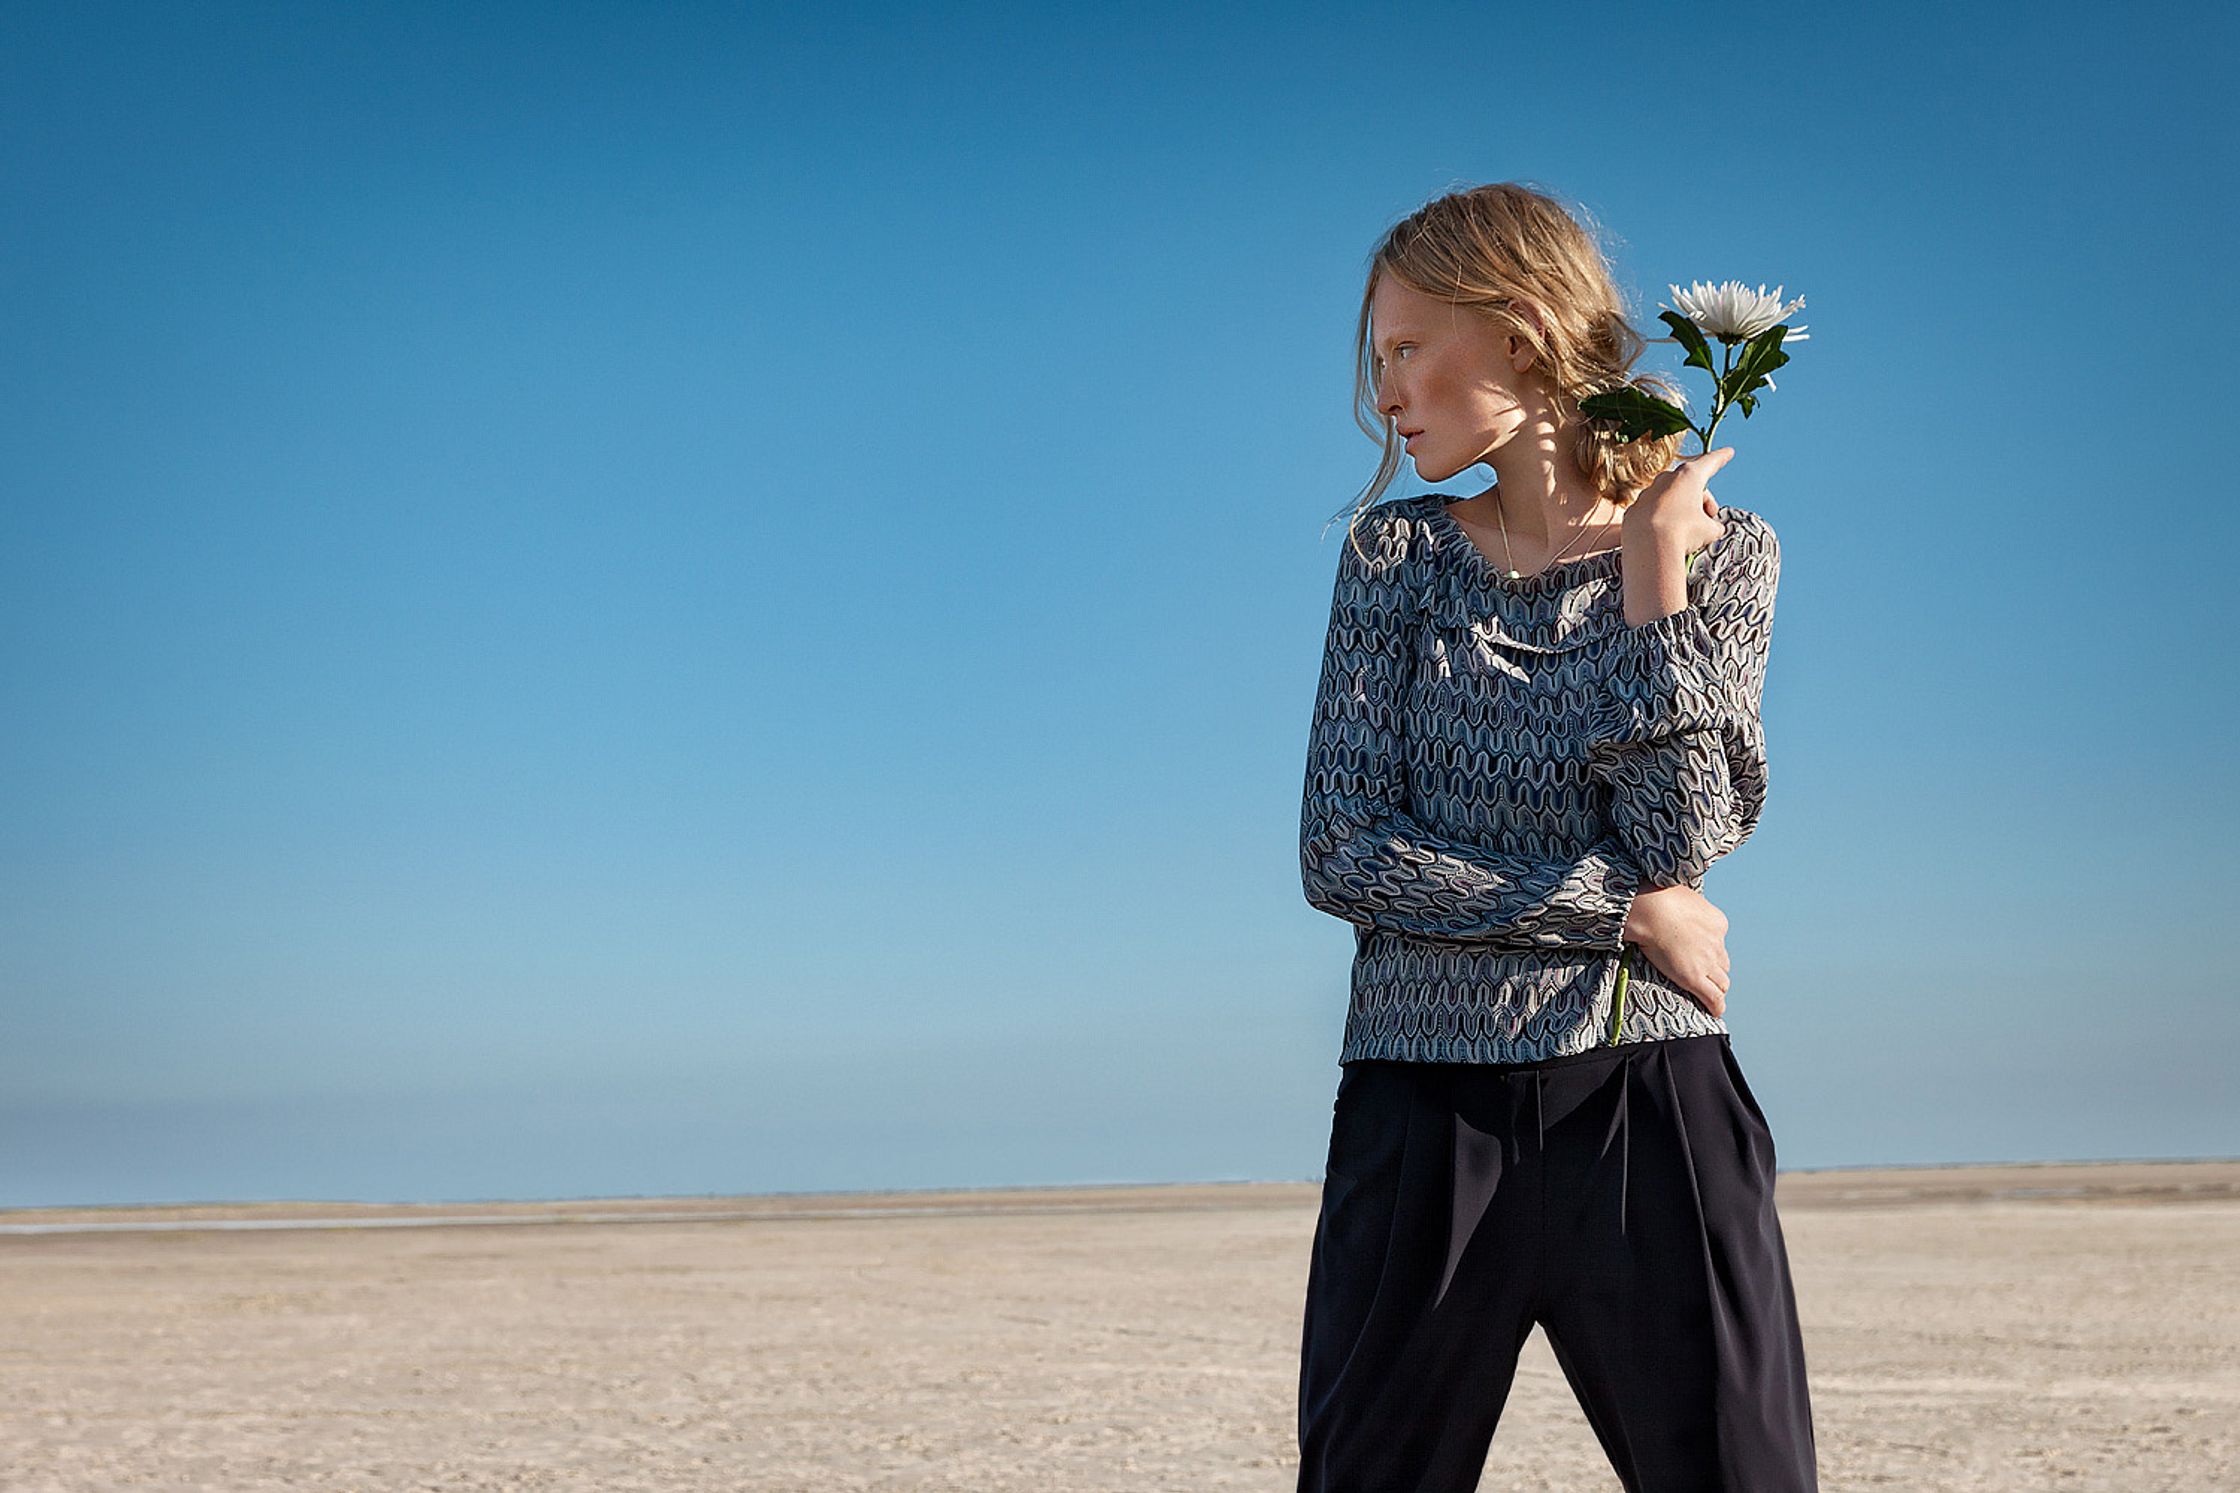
[
  {"xmin": 1622, "ymin": 883, "xmax": 1733, "ymax": 1017},
  {"xmin": 1623, "ymin": 446, "xmax": 1734, "ymax": 554}
]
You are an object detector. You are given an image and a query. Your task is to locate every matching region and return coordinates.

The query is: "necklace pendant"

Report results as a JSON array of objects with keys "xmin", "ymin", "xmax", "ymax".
[{"xmin": 1505, "ymin": 568, "xmax": 1521, "ymax": 579}]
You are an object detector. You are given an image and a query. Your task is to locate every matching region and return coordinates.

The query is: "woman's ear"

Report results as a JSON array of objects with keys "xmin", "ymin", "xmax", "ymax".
[{"xmin": 1505, "ymin": 300, "xmax": 1548, "ymax": 372}]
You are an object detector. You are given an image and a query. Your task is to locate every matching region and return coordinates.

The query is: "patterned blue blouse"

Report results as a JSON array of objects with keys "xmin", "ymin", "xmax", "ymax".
[{"xmin": 1299, "ymin": 491, "xmax": 1782, "ymax": 1065}]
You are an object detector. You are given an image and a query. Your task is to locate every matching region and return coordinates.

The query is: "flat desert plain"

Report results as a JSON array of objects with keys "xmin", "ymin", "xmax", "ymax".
[{"xmin": 3, "ymin": 1160, "xmax": 2236, "ymax": 1491}]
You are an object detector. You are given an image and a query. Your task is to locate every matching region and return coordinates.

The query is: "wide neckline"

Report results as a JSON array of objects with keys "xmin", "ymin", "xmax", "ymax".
[{"xmin": 1419, "ymin": 493, "xmax": 1625, "ymax": 592}]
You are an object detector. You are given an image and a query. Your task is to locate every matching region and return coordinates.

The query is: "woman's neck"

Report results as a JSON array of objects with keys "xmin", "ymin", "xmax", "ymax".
[
  {"xmin": 1478, "ymin": 449, "xmax": 1613, "ymax": 543},
  {"xmin": 1465, "ymin": 483, "xmax": 1616, "ymax": 552}
]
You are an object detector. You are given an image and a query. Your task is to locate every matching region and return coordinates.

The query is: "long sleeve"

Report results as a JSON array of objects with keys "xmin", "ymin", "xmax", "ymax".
[
  {"xmin": 1300, "ymin": 503, "xmax": 1643, "ymax": 950},
  {"xmin": 1585, "ymin": 510, "xmax": 1781, "ymax": 889}
]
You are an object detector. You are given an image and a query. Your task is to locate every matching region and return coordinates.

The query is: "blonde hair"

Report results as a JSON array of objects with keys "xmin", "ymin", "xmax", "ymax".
[{"xmin": 1333, "ymin": 182, "xmax": 1688, "ymax": 563}]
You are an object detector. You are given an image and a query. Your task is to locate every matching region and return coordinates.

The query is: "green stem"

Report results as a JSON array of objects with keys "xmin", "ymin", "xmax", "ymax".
[
  {"xmin": 1608, "ymin": 947, "xmax": 1630, "ymax": 1044},
  {"xmin": 1697, "ymin": 339, "xmax": 1735, "ymax": 452}
]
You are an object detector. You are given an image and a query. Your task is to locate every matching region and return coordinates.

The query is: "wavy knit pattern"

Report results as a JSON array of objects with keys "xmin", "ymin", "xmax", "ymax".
[{"xmin": 1299, "ymin": 491, "xmax": 1782, "ymax": 1064}]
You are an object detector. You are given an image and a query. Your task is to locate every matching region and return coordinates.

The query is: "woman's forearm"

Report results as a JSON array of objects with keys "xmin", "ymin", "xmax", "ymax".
[{"xmin": 1620, "ymin": 529, "xmax": 1693, "ymax": 627}]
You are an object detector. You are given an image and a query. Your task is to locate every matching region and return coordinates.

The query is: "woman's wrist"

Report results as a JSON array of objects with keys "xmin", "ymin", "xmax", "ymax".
[{"xmin": 1620, "ymin": 529, "xmax": 1692, "ymax": 627}]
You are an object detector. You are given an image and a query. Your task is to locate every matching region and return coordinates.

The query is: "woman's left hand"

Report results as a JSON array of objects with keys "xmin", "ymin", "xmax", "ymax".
[{"xmin": 1623, "ymin": 447, "xmax": 1733, "ymax": 554}]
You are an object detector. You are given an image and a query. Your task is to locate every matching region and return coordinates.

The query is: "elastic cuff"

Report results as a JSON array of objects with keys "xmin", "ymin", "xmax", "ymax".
[{"xmin": 1595, "ymin": 850, "xmax": 1643, "ymax": 954}]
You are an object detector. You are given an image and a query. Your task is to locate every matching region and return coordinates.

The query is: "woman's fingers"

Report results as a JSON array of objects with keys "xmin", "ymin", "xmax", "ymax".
[
  {"xmin": 1693, "ymin": 958, "xmax": 1730, "ymax": 1014},
  {"xmin": 1683, "ymin": 449, "xmax": 1734, "ymax": 512}
]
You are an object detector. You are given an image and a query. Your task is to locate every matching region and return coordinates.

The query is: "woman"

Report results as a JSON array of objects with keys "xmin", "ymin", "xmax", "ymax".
[{"xmin": 1294, "ymin": 183, "xmax": 1819, "ymax": 1492}]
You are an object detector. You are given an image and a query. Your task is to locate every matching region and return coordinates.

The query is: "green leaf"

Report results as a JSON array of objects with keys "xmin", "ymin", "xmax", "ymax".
[
  {"xmin": 1660, "ymin": 310, "xmax": 1717, "ymax": 377},
  {"xmin": 1719, "ymin": 325, "xmax": 1791, "ymax": 409},
  {"xmin": 1577, "ymin": 385, "xmax": 1693, "ymax": 443}
]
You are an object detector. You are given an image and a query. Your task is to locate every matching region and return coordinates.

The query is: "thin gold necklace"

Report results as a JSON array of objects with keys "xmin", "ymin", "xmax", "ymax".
[{"xmin": 1491, "ymin": 486, "xmax": 1621, "ymax": 580}]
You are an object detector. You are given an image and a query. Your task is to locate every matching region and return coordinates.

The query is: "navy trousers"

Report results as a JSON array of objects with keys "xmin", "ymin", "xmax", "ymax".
[{"xmin": 1295, "ymin": 1033, "xmax": 1819, "ymax": 1493}]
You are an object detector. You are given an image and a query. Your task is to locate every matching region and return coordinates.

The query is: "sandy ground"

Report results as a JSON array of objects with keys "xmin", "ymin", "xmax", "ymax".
[{"xmin": 2, "ymin": 1160, "xmax": 2236, "ymax": 1491}]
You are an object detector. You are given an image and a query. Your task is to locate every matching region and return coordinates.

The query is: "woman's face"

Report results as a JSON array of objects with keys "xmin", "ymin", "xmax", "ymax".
[{"xmin": 1368, "ymin": 273, "xmax": 1538, "ymax": 484}]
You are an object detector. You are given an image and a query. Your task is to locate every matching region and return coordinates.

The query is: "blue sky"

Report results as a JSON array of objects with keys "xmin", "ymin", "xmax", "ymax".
[{"xmin": 4, "ymin": 0, "xmax": 2234, "ymax": 1209}]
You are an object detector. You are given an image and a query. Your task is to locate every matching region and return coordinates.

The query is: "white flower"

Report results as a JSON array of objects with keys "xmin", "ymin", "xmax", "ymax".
[{"xmin": 1663, "ymin": 280, "xmax": 1810, "ymax": 342}]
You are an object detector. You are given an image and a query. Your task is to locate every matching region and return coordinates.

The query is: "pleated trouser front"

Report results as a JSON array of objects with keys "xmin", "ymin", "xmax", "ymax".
[{"xmin": 1295, "ymin": 1033, "xmax": 1819, "ymax": 1493}]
